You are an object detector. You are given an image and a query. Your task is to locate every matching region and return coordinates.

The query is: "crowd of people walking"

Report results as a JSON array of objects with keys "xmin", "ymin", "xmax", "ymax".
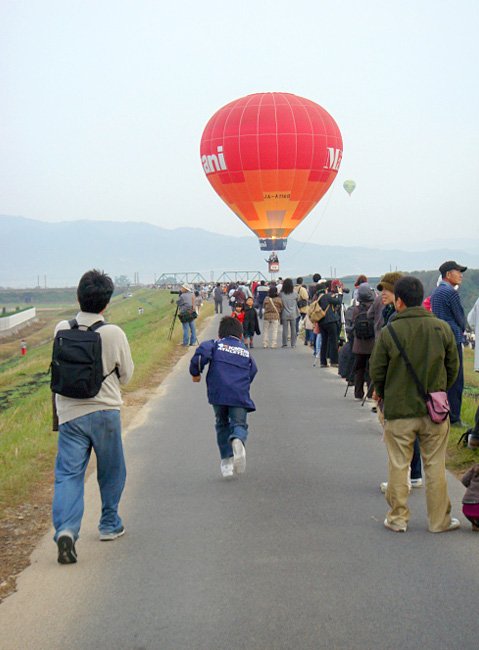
[{"xmin": 191, "ymin": 262, "xmax": 479, "ymax": 535}]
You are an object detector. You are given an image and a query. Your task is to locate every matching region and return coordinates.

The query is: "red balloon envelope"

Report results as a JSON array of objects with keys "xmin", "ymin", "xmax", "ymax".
[{"xmin": 200, "ymin": 92, "xmax": 343, "ymax": 250}]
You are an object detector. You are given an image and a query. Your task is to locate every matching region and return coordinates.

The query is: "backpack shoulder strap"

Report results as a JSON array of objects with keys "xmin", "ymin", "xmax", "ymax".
[
  {"xmin": 89, "ymin": 320, "xmax": 106, "ymax": 331},
  {"xmin": 68, "ymin": 318, "xmax": 79, "ymax": 329}
]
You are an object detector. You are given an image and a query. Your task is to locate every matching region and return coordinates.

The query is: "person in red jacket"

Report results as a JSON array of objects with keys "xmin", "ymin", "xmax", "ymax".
[{"xmin": 232, "ymin": 302, "xmax": 245, "ymax": 324}]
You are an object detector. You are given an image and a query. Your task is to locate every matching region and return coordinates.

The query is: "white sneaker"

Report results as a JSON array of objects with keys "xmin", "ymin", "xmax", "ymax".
[
  {"xmin": 431, "ymin": 517, "xmax": 461, "ymax": 533},
  {"xmin": 384, "ymin": 518, "xmax": 407, "ymax": 533},
  {"xmin": 380, "ymin": 481, "xmax": 412, "ymax": 494},
  {"xmin": 410, "ymin": 478, "xmax": 423, "ymax": 488},
  {"xmin": 232, "ymin": 438, "xmax": 246, "ymax": 474},
  {"xmin": 220, "ymin": 457, "xmax": 234, "ymax": 478}
]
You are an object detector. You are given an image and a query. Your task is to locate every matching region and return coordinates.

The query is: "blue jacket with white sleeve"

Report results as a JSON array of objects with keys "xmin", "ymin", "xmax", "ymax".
[{"xmin": 189, "ymin": 336, "xmax": 257, "ymax": 411}]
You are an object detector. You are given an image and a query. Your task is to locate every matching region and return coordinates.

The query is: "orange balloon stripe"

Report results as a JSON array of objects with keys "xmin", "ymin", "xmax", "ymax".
[{"xmin": 200, "ymin": 92, "xmax": 342, "ymax": 241}]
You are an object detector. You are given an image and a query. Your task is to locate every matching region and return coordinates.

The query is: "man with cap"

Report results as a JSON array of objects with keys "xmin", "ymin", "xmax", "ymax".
[
  {"xmin": 369, "ymin": 272, "xmax": 423, "ymax": 492},
  {"xmin": 177, "ymin": 283, "xmax": 197, "ymax": 346},
  {"xmin": 431, "ymin": 261, "xmax": 467, "ymax": 425}
]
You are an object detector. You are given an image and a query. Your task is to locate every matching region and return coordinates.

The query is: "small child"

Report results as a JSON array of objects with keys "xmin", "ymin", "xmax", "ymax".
[
  {"xmin": 461, "ymin": 463, "xmax": 479, "ymax": 531},
  {"xmin": 242, "ymin": 296, "xmax": 261, "ymax": 348},
  {"xmin": 190, "ymin": 316, "xmax": 257, "ymax": 478},
  {"xmin": 232, "ymin": 302, "xmax": 245, "ymax": 324}
]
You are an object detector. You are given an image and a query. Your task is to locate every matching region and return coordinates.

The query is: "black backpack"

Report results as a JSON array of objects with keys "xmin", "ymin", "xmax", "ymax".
[
  {"xmin": 353, "ymin": 309, "xmax": 375, "ymax": 340},
  {"xmin": 51, "ymin": 319, "xmax": 117, "ymax": 399}
]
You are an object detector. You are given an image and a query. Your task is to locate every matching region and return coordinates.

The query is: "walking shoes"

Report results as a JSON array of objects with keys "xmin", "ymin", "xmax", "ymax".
[
  {"xmin": 220, "ymin": 457, "xmax": 234, "ymax": 479},
  {"xmin": 57, "ymin": 532, "xmax": 77, "ymax": 564},
  {"xmin": 232, "ymin": 438, "xmax": 246, "ymax": 474}
]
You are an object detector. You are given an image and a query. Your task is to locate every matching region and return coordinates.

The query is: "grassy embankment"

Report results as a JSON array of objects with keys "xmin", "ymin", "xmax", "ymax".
[
  {"xmin": 0, "ymin": 289, "xmax": 213, "ymax": 519},
  {"xmin": 447, "ymin": 347, "xmax": 479, "ymax": 473}
]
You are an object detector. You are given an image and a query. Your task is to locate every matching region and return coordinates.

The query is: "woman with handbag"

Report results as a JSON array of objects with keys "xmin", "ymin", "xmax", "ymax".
[{"xmin": 262, "ymin": 286, "xmax": 283, "ymax": 348}]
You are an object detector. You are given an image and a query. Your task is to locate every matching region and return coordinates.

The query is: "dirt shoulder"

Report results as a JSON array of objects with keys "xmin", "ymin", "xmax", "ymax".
[{"xmin": 0, "ymin": 338, "xmax": 201, "ymax": 604}]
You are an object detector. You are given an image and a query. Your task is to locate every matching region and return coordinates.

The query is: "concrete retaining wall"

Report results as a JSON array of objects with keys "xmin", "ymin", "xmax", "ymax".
[{"xmin": 0, "ymin": 308, "xmax": 37, "ymax": 332}]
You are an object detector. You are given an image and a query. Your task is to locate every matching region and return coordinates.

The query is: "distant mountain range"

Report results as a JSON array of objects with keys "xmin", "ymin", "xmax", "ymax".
[{"xmin": 1, "ymin": 214, "xmax": 478, "ymax": 287}]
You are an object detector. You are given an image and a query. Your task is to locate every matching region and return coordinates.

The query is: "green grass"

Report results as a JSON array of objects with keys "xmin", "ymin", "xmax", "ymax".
[
  {"xmin": 447, "ymin": 347, "xmax": 479, "ymax": 474},
  {"xmin": 0, "ymin": 290, "xmax": 213, "ymax": 518}
]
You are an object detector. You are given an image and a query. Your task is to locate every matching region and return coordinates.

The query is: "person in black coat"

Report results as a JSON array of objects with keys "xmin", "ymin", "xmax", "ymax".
[
  {"xmin": 318, "ymin": 281, "xmax": 343, "ymax": 367},
  {"xmin": 243, "ymin": 296, "xmax": 261, "ymax": 348}
]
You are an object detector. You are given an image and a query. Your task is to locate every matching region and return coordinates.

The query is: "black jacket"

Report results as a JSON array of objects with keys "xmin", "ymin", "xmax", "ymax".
[
  {"xmin": 319, "ymin": 293, "xmax": 343, "ymax": 325},
  {"xmin": 243, "ymin": 307, "xmax": 261, "ymax": 335}
]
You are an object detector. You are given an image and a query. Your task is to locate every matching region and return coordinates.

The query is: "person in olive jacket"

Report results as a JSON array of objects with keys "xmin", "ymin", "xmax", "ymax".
[{"xmin": 369, "ymin": 276, "xmax": 459, "ymax": 534}]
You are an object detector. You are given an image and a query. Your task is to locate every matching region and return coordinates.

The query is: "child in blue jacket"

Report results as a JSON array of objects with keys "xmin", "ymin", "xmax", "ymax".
[{"xmin": 190, "ymin": 316, "xmax": 257, "ymax": 478}]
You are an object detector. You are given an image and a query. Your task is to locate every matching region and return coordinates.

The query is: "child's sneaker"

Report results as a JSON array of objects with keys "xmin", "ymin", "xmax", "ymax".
[
  {"xmin": 220, "ymin": 457, "xmax": 234, "ymax": 478},
  {"xmin": 232, "ymin": 438, "xmax": 246, "ymax": 474}
]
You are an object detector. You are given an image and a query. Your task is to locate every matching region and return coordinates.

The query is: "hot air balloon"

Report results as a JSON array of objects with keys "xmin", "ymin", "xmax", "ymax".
[
  {"xmin": 200, "ymin": 92, "xmax": 343, "ymax": 251},
  {"xmin": 343, "ymin": 179, "xmax": 356, "ymax": 196}
]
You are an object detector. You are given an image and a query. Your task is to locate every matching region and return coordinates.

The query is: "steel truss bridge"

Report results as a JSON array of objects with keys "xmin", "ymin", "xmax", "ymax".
[{"xmin": 155, "ymin": 271, "xmax": 268, "ymax": 288}]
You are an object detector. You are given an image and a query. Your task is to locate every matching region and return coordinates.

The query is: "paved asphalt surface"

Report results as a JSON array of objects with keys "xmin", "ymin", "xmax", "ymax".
[{"xmin": 1, "ymin": 312, "xmax": 479, "ymax": 649}]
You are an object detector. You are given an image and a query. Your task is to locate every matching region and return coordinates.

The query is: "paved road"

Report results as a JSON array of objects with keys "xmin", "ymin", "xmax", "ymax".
[{"xmin": 1, "ymin": 314, "xmax": 479, "ymax": 649}]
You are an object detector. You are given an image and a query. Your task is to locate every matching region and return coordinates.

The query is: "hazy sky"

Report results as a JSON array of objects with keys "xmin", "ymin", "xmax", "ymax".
[{"xmin": 1, "ymin": 0, "xmax": 478, "ymax": 250}]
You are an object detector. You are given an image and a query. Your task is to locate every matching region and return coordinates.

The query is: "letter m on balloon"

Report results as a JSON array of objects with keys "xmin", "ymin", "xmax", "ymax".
[{"xmin": 324, "ymin": 148, "xmax": 342, "ymax": 171}]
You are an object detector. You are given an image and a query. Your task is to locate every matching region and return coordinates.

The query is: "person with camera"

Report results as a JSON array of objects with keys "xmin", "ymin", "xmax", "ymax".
[
  {"xmin": 318, "ymin": 280, "xmax": 343, "ymax": 367},
  {"xmin": 177, "ymin": 283, "xmax": 197, "ymax": 346}
]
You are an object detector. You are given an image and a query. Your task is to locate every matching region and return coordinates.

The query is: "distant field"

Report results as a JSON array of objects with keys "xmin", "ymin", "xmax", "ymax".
[{"xmin": 0, "ymin": 289, "xmax": 213, "ymax": 519}]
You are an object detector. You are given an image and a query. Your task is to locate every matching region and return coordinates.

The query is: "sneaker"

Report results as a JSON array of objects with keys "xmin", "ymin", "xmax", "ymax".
[
  {"xmin": 384, "ymin": 518, "xmax": 407, "ymax": 533},
  {"xmin": 57, "ymin": 532, "xmax": 77, "ymax": 564},
  {"xmin": 232, "ymin": 438, "xmax": 246, "ymax": 474},
  {"xmin": 220, "ymin": 457, "xmax": 234, "ymax": 479},
  {"xmin": 99, "ymin": 526, "xmax": 125, "ymax": 541},
  {"xmin": 431, "ymin": 517, "xmax": 460, "ymax": 533},
  {"xmin": 380, "ymin": 481, "xmax": 411, "ymax": 494},
  {"xmin": 410, "ymin": 478, "xmax": 423, "ymax": 488},
  {"xmin": 472, "ymin": 524, "xmax": 479, "ymax": 532}
]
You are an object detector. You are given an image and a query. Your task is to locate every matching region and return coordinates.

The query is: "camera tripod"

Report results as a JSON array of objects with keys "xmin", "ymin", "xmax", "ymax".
[
  {"xmin": 168, "ymin": 306, "xmax": 179, "ymax": 341},
  {"xmin": 167, "ymin": 305, "xmax": 199, "ymax": 345}
]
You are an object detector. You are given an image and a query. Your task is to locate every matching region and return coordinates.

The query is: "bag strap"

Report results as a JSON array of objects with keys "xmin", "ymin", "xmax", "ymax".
[
  {"xmin": 387, "ymin": 324, "xmax": 428, "ymax": 401},
  {"xmin": 68, "ymin": 319, "xmax": 105, "ymax": 331},
  {"xmin": 269, "ymin": 297, "xmax": 279, "ymax": 317}
]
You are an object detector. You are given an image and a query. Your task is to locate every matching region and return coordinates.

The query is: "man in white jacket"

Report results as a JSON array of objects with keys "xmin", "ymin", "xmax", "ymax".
[{"xmin": 468, "ymin": 296, "xmax": 479, "ymax": 372}]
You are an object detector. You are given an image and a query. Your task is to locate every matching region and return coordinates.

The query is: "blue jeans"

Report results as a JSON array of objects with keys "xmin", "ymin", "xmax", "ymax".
[
  {"xmin": 448, "ymin": 344, "xmax": 464, "ymax": 422},
  {"xmin": 182, "ymin": 320, "xmax": 197, "ymax": 345},
  {"xmin": 410, "ymin": 437, "xmax": 422, "ymax": 479},
  {"xmin": 52, "ymin": 410, "xmax": 126, "ymax": 541},
  {"xmin": 212, "ymin": 405, "xmax": 249, "ymax": 459},
  {"xmin": 314, "ymin": 332, "xmax": 322, "ymax": 357}
]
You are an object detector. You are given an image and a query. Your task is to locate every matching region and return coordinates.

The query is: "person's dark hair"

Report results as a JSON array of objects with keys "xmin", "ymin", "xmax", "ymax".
[
  {"xmin": 312, "ymin": 273, "xmax": 322, "ymax": 283},
  {"xmin": 219, "ymin": 316, "xmax": 243, "ymax": 339},
  {"xmin": 260, "ymin": 280, "xmax": 265, "ymax": 285},
  {"xmin": 216, "ymin": 282, "xmax": 220, "ymax": 287},
  {"xmin": 394, "ymin": 276, "xmax": 423, "ymax": 307},
  {"xmin": 296, "ymin": 277, "xmax": 303, "ymax": 285},
  {"xmin": 282, "ymin": 278, "xmax": 294, "ymax": 294},
  {"xmin": 77, "ymin": 269, "xmax": 114, "ymax": 313},
  {"xmin": 234, "ymin": 302, "xmax": 244, "ymax": 310},
  {"xmin": 355, "ymin": 274, "xmax": 368, "ymax": 286},
  {"xmin": 325, "ymin": 280, "xmax": 332, "ymax": 291},
  {"xmin": 269, "ymin": 286, "xmax": 278, "ymax": 297}
]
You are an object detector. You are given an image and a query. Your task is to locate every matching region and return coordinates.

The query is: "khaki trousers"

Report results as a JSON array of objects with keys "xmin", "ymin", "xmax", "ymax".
[
  {"xmin": 383, "ymin": 416, "xmax": 452, "ymax": 532},
  {"xmin": 263, "ymin": 320, "xmax": 279, "ymax": 348}
]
